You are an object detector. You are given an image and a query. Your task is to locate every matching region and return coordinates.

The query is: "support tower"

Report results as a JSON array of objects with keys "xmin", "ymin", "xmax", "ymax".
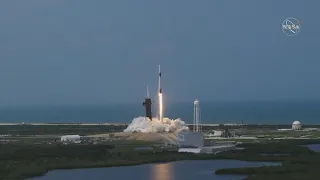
[{"xmin": 143, "ymin": 86, "xmax": 152, "ymax": 120}]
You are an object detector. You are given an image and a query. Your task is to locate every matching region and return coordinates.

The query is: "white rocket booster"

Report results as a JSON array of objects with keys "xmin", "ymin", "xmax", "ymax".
[
  {"xmin": 158, "ymin": 65, "xmax": 162, "ymax": 94},
  {"xmin": 158, "ymin": 65, "xmax": 163, "ymax": 122}
]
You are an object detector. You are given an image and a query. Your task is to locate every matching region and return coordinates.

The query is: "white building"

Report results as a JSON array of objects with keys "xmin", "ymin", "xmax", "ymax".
[
  {"xmin": 206, "ymin": 130, "xmax": 223, "ymax": 137},
  {"xmin": 292, "ymin": 121, "xmax": 302, "ymax": 130},
  {"xmin": 177, "ymin": 132, "xmax": 204, "ymax": 148},
  {"xmin": 61, "ymin": 135, "xmax": 81, "ymax": 142}
]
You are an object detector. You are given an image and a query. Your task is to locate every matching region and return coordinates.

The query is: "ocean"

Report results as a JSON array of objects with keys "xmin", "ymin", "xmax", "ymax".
[{"xmin": 0, "ymin": 102, "xmax": 320, "ymax": 124}]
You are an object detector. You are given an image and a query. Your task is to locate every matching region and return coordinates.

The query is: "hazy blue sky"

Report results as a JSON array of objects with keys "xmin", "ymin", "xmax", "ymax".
[{"xmin": 0, "ymin": 0, "xmax": 319, "ymax": 106}]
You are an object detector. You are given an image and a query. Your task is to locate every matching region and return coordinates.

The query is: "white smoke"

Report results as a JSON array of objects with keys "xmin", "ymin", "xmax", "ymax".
[{"xmin": 124, "ymin": 117, "xmax": 189, "ymax": 133}]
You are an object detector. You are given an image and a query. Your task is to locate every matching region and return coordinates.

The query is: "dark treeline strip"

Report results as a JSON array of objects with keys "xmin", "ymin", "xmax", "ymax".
[
  {"xmin": 215, "ymin": 139, "xmax": 320, "ymax": 180},
  {"xmin": 0, "ymin": 125, "xmax": 127, "ymax": 136}
]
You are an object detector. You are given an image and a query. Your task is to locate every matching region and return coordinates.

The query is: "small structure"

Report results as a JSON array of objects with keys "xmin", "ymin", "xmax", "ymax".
[
  {"xmin": 109, "ymin": 133, "xmax": 115, "ymax": 139},
  {"xmin": 206, "ymin": 130, "xmax": 223, "ymax": 137},
  {"xmin": 177, "ymin": 132, "xmax": 204, "ymax": 148},
  {"xmin": 61, "ymin": 135, "xmax": 81, "ymax": 142},
  {"xmin": 221, "ymin": 129, "xmax": 232, "ymax": 137},
  {"xmin": 292, "ymin": 121, "xmax": 302, "ymax": 130}
]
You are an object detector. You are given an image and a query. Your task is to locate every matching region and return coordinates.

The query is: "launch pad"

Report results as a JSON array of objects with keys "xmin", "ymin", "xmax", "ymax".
[{"xmin": 125, "ymin": 65, "xmax": 189, "ymax": 134}]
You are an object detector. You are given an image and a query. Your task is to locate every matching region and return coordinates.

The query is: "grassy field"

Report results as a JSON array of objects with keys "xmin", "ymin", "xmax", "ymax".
[
  {"xmin": 241, "ymin": 130, "xmax": 320, "ymax": 137},
  {"xmin": 0, "ymin": 124, "xmax": 127, "ymax": 136}
]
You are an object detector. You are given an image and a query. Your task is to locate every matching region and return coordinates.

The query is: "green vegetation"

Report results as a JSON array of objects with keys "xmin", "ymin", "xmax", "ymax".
[
  {"xmin": 240, "ymin": 129, "xmax": 320, "ymax": 138},
  {"xmin": 0, "ymin": 125, "xmax": 127, "ymax": 136},
  {"xmin": 201, "ymin": 124, "xmax": 320, "ymax": 131},
  {"xmin": 215, "ymin": 139, "xmax": 320, "ymax": 180},
  {"xmin": 0, "ymin": 140, "xmax": 210, "ymax": 180},
  {"xmin": 4, "ymin": 124, "xmax": 320, "ymax": 136},
  {"xmin": 1, "ymin": 139, "xmax": 320, "ymax": 179},
  {"xmin": 2, "ymin": 124, "xmax": 319, "ymax": 138},
  {"xmin": 2, "ymin": 124, "xmax": 320, "ymax": 179}
]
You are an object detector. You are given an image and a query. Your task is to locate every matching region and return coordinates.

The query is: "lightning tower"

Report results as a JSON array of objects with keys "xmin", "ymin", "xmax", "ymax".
[{"xmin": 194, "ymin": 99, "xmax": 201, "ymax": 132}]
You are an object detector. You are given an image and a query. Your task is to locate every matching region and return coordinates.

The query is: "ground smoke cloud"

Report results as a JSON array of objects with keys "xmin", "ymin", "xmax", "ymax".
[{"xmin": 124, "ymin": 117, "xmax": 189, "ymax": 133}]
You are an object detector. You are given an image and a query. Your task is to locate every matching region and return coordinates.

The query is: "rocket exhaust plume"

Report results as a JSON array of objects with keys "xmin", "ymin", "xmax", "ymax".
[
  {"xmin": 124, "ymin": 117, "xmax": 189, "ymax": 133},
  {"xmin": 158, "ymin": 65, "xmax": 163, "ymax": 123},
  {"xmin": 125, "ymin": 65, "xmax": 190, "ymax": 133}
]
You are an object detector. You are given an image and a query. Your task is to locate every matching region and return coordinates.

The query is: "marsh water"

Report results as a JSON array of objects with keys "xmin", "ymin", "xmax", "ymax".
[
  {"xmin": 307, "ymin": 144, "xmax": 320, "ymax": 152},
  {"xmin": 31, "ymin": 160, "xmax": 280, "ymax": 180}
]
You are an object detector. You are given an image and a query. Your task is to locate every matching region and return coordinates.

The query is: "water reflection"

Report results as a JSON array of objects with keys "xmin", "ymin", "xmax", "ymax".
[
  {"xmin": 306, "ymin": 144, "xmax": 320, "ymax": 152},
  {"xmin": 151, "ymin": 163, "xmax": 173, "ymax": 180},
  {"xmin": 32, "ymin": 160, "xmax": 280, "ymax": 180}
]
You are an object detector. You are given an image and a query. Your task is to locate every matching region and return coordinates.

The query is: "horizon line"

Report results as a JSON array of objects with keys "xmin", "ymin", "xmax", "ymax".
[{"xmin": 1, "ymin": 100, "xmax": 320, "ymax": 108}]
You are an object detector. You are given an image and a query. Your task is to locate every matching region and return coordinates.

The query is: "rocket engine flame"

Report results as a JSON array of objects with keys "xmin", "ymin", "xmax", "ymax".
[
  {"xmin": 127, "ymin": 65, "xmax": 189, "ymax": 133},
  {"xmin": 158, "ymin": 65, "xmax": 163, "ymax": 122}
]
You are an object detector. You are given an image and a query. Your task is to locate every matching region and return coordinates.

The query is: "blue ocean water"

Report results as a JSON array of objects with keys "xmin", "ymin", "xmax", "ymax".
[{"xmin": 0, "ymin": 102, "xmax": 320, "ymax": 124}]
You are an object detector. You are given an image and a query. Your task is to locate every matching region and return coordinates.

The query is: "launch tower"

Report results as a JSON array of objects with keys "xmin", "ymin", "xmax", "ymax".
[{"xmin": 143, "ymin": 86, "xmax": 152, "ymax": 120}]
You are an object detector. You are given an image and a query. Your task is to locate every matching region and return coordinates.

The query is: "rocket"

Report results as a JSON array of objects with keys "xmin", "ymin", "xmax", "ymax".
[
  {"xmin": 158, "ymin": 65, "xmax": 163, "ymax": 122},
  {"xmin": 142, "ymin": 65, "xmax": 163, "ymax": 122},
  {"xmin": 158, "ymin": 65, "xmax": 162, "ymax": 94}
]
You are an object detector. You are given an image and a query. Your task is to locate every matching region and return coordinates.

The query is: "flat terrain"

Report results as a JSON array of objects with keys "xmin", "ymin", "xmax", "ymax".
[
  {"xmin": 1, "ymin": 137, "xmax": 320, "ymax": 179},
  {"xmin": 1, "ymin": 124, "xmax": 320, "ymax": 179},
  {"xmin": 2, "ymin": 123, "xmax": 320, "ymax": 146}
]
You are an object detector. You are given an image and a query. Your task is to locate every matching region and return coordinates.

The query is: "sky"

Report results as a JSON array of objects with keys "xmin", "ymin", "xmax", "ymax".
[{"xmin": 0, "ymin": 0, "xmax": 319, "ymax": 106}]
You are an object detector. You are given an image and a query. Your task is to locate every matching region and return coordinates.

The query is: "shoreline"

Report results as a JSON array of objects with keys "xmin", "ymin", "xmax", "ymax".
[
  {"xmin": 25, "ymin": 154, "xmax": 232, "ymax": 180},
  {"xmin": 29, "ymin": 158, "xmax": 281, "ymax": 180}
]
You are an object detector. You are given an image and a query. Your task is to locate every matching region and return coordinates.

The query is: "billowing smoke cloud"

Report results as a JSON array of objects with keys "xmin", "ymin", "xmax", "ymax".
[{"xmin": 124, "ymin": 117, "xmax": 189, "ymax": 133}]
